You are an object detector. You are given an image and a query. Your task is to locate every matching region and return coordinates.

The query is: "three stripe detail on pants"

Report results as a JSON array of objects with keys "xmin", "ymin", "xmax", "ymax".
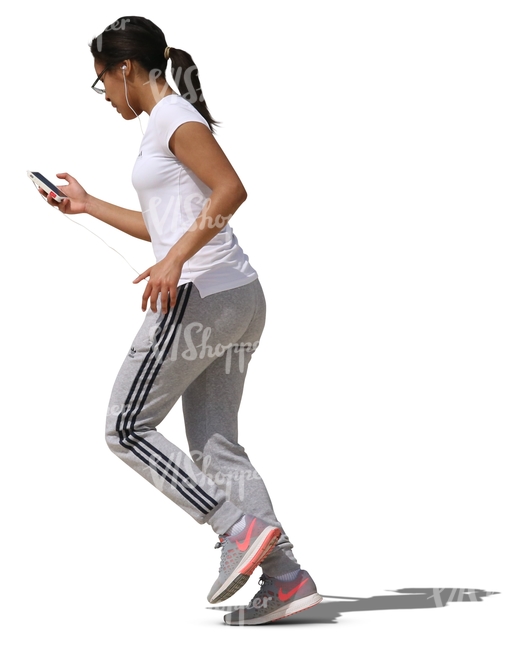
[{"xmin": 115, "ymin": 283, "xmax": 218, "ymax": 515}]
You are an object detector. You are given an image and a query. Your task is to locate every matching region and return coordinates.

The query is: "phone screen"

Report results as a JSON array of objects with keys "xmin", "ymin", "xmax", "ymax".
[{"xmin": 30, "ymin": 172, "xmax": 67, "ymax": 197}]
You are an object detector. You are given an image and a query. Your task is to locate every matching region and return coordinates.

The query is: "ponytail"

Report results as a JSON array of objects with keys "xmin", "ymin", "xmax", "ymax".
[
  {"xmin": 165, "ymin": 47, "xmax": 219, "ymax": 133},
  {"xmin": 90, "ymin": 16, "xmax": 220, "ymax": 132}
]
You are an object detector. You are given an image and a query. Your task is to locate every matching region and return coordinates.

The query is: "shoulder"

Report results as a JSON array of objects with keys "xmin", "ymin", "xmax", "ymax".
[{"xmin": 152, "ymin": 94, "xmax": 209, "ymax": 131}]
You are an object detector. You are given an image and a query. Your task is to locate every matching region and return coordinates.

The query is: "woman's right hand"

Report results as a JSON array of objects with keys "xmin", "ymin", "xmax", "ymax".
[{"xmin": 42, "ymin": 172, "xmax": 89, "ymax": 214}]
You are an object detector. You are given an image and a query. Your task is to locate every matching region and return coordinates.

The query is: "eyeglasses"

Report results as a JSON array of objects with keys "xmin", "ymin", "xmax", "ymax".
[{"xmin": 91, "ymin": 64, "xmax": 112, "ymax": 94}]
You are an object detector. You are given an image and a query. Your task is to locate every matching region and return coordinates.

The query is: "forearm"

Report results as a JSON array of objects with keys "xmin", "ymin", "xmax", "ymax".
[
  {"xmin": 166, "ymin": 185, "xmax": 247, "ymax": 264},
  {"xmin": 85, "ymin": 195, "xmax": 151, "ymax": 242}
]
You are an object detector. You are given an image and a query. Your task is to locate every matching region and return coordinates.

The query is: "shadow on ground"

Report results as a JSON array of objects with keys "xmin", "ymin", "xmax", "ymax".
[{"xmin": 208, "ymin": 587, "xmax": 500, "ymax": 625}]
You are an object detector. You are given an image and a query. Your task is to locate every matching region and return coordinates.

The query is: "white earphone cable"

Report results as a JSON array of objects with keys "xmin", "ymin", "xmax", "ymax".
[
  {"xmin": 58, "ymin": 68, "xmax": 146, "ymax": 278},
  {"xmin": 31, "ymin": 68, "xmax": 149, "ymax": 279},
  {"xmin": 122, "ymin": 66, "xmax": 145, "ymax": 136},
  {"xmin": 61, "ymin": 212, "xmax": 146, "ymax": 278}
]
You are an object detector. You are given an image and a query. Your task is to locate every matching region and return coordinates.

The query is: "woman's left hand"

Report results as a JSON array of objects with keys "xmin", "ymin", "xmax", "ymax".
[{"xmin": 133, "ymin": 255, "xmax": 184, "ymax": 313}]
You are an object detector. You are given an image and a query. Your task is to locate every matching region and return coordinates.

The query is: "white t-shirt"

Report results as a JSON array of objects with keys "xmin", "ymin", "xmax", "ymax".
[{"xmin": 132, "ymin": 94, "xmax": 257, "ymax": 298}]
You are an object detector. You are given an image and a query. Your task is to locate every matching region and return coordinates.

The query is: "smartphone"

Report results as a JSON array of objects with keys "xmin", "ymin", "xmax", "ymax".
[{"xmin": 27, "ymin": 171, "xmax": 67, "ymax": 202}]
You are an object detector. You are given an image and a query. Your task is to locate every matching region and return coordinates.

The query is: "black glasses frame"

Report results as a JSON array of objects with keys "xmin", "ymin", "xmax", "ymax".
[{"xmin": 91, "ymin": 64, "xmax": 112, "ymax": 94}]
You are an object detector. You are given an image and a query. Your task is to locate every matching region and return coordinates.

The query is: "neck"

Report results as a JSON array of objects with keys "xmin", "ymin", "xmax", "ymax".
[{"xmin": 140, "ymin": 78, "xmax": 175, "ymax": 115}]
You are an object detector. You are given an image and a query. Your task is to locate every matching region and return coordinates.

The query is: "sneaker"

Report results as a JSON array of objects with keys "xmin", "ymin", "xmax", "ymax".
[
  {"xmin": 207, "ymin": 516, "xmax": 281, "ymax": 604},
  {"xmin": 223, "ymin": 570, "xmax": 322, "ymax": 625}
]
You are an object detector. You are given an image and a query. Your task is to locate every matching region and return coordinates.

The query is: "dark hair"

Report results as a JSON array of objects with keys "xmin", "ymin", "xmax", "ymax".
[{"xmin": 90, "ymin": 16, "xmax": 219, "ymax": 132}]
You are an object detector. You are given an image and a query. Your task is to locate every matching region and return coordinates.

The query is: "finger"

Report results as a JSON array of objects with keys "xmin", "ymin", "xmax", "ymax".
[
  {"xmin": 161, "ymin": 291, "xmax": 169, "ymax": 314},
  {"xmin": 38, "ymin": 189, "xmax": 49, "ymax": 203},
  {"xmin": 141, "ymin": 285, "xmax": 150, "ymax": 312},
  {"xmin": 133, "ymin": 268, "xmax": 151, "ymax": 284},
  {"xmin": 150, "ymin": 286, "xmax": 162, "ymax": 313},
  {"xmin": 167, "ymin": 287, "xmax": 177, "ymax": 312},
  {"xmin": 54, "ymin": 174, "xmax": 69, "ymax": 190},
  {"xmin": 58, "ymin": 198, "xmax": 70, "ymax": 212}
]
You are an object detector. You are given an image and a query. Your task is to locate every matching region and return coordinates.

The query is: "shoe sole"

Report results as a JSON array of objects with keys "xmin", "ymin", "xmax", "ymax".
[
  {"xmin": 209, "ymin": 526, "xmax": 281, "ymax": 604},
  {"xmin": 224, "ymin": 593, "xmax": 323, "ymax": 625}
]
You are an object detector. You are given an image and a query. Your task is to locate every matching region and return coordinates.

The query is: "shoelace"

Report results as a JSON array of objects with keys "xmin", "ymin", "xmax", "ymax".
[
  {"xmin": 214, "ymin": 536, "xmax": 228, "ymax": 570},
  {"xmin": 258, "ymin": 574, "xmax": 274, "ymax": 587},
  {"xmin": 247, "ymin": 574, "xmax": 274, "ymax": 607}
]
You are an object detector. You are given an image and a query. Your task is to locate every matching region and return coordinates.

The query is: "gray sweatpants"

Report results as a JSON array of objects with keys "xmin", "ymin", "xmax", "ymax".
[{"xmin": 105, "ymin": 279, "xmax": 300, "ymax": 576}]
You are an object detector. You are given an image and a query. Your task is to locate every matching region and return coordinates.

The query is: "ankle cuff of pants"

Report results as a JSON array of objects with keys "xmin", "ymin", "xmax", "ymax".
[{"xmin": 205, "ymin": 500, "xmax": 244, "ymax": 536}]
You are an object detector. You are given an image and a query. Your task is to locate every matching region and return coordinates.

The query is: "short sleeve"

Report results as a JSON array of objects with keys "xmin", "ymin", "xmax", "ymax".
[{"xmin": 152, "ymin": 95, "xmax": 210, "ymax": 156}]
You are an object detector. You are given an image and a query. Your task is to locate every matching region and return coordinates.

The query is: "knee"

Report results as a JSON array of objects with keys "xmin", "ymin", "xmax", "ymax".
[
  {"xmin": 105, "ymin": 404, "xmax": 127, "ymax": 454},
  {"xmin": 105, "ymin": 421, "xmax": 120, "ymax": 454}
]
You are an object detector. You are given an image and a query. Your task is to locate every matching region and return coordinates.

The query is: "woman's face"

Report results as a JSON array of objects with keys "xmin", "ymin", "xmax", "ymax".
[{"xmin": 94, "ymin": 60, "xmax": 138, "ymax": 120}]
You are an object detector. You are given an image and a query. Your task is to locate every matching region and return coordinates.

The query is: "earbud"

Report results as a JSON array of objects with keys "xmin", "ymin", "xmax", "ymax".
[{"xmin": 118, "ymin": 62, "xmax": 143, "ymax": 133}]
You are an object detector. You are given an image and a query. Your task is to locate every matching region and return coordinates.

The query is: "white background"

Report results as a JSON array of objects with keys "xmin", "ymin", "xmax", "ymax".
[{"xmin": 2, "ymin": 1, "xmax": 513, "ymax": 647}]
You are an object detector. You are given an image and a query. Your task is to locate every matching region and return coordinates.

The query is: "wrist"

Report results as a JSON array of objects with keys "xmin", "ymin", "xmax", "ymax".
[
  {"xmin": 84, "ymin": 194, "xmax": 99, "ymax": 216},
  {"xmin": 164, "ymin": 245, "xmax": 188, "ymax": 268}
]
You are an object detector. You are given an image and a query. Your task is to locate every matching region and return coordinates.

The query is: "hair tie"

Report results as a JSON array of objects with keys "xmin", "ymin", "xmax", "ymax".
[{"xmin": 164, "ymin": 46, "xmax": 172, "ymax": 60}]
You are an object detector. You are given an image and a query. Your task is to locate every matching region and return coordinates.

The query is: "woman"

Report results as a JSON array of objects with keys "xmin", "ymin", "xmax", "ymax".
[{"xmin": 45, "ymin": 16, "xmax": 321, "ymax": 625}]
